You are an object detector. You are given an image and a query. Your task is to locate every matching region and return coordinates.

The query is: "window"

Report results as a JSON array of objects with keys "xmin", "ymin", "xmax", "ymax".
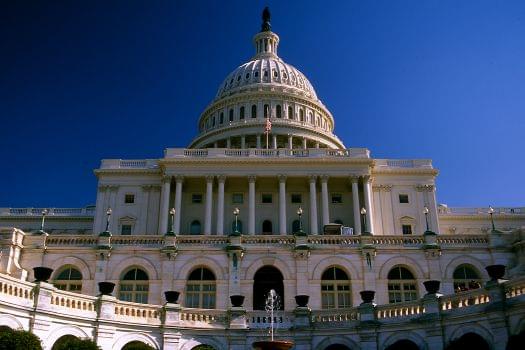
[
  {"xmin": 387, "ymin": 266, "xmax": 417, "ymax": 303},
  {"xmin": 264, "ymin": 104, "xmax": 269, "ymax": 118},
  {"xmin": 54, "ymin": 267, "xmax": 82, "ymax": 293},
  {"xmin": 219, "ymin": 112, "xmax": 224, "ymax": 124},
  {"xmin": 124, "ymin": 194, "xmax": 135, "ymax": 204},
  {"xmin": 262, "ymin": 220, "xmax": 273, "ymax": 234},
  {"xmin": 402, "ymin": 224, "xmax": 412, "ymax": 235},
  {"xmin": 232, "ymin": 193, "xmax": 244, "ymax": 204},
  {"xmin": 399, "ymin": 194, "xmax": 409, "ymax": 203},
  {"xmin": 186, "ymin": 267, "xmax": 216, "ymax": 308},
  {"xmin": 229, "ymin": 109, "xmax": 234, "ymax": 122},
  {"xmin": 299, "ymin": 109, "xmax": 304, "ymax": 121},
  {"xmin": 321, "ymin": 267, "xmax": 351, "ymax": 309},
  {"xmin": 254, "ymin": 71, "xmax": 259, "ymax": 77},
  {"xmin": 190, "ymin": 220, "xmax": 201, "ymax": 235},
  {"xmin": 291, "ymin": 194, "xmax": 302, "ymax": 204},
  {"xmin": 192, "ymin": 194, "xmax": 203, "ymax": 203},
  {"xmin": 261, "ymin": 193, "xmax": 272, "ymax": 203},
  {"xmin": 263, "ymin": 70, "xmax": 268, "ymax": 77},
  {"xmin": 212, "ymin": 116, "xmax": 216, "ymax": 126},
  {"xmin": 331, "ymin": 193, "xmax": 343, "ymax": 204},
  {"xmin": 276, "ymin": 105, "xmax": 282, "ymax": 118},
  {"xmin": 119, "ymin": 268, "xmax": 149, "ymax": 304},
  {"xmin": 251, "ymin": 105, "xmax": 257, "ymax": 118},
  {"xmin": 453, "ymin": 265, "xmax": 482, "ymax": 292},
  {"xmin": 245, "ymin": 73, "xmax": 250, "ymax": 79},
  {"xmin": 121, "ymin": 224, "xmax": 132, "ymax": 235},
  {"xmin": 288, "ymin": 106, "xmax": 293, "ymax": 119},
  {"xmin": 240, "ymin": 106, "xmax": 245, "ymax": 119}
]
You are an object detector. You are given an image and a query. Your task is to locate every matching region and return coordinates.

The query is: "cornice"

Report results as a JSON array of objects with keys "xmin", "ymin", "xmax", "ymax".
[
  {"xmin": 372, "ymin": 168, "xmax": 439, "ymax": 176},
  {"xmin": 159, "ymin": 157, "xmax": 374, "ymax": 166},
  {"xmin": 94, "ymin": 169, "xmax": 161, "ymax": 177}
]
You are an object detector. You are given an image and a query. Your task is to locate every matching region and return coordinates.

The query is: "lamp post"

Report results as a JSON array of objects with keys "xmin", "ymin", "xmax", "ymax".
[
  {"xmin": 360, "ymin": 207, "xmax": 368, "ymax": 234},
  {"xmin": 423, "ymin": 206, "xmax": 430, "ymax": 232},
  {"xmin": 167, "ymin": 208, "xmax": 176, "ymax": 235},
  {"xmin": 233, "ymin": 207, "xmax": 240, "ymax": 235},
  {"xmin": 488, "ymin": 206, "xmax": 496, "ymax": 231},
  {"xmin": 296, "ymin": 207, "xmax": 304, "ymax": 235},
  {"xmin": 40, "ymin": 209, "xmax": 48, "ymax": 232}
]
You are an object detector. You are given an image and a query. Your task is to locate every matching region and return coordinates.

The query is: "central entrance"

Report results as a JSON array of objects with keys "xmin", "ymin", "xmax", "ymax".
[{"xmin": 253, "ymin": 265, "xmax": 284, "ymax": 310}]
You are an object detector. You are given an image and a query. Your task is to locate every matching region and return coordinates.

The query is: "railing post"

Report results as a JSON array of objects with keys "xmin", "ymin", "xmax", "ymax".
[
  {"xmin": 419, "ymin": 281, "xmax": 444, "ymax": 350},
  {"xmin": 30, "ymin": 281, "xmax": 55, "ymax": 340},
  {"xmin": 484, "ymin": 265, "xmax": 510, "ymax": 348},
  {"xmin": 95, "ymin": 294, "xmax": 117, "ymax": 350}
]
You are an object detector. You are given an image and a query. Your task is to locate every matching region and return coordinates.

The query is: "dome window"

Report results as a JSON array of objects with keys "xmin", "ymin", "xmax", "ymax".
[
  {"xmin": 276, "ymin": 105, "xmax": 282, "ymax": 118},
  {"xmin": 220, "ymin": 112, "xmax": 224, "ymax": 124},
  {"xmin": 264, "ymin": 104, "xmax": 269, "ymax": 118},
  {"xmin": 288, "ymin": 106, "xmax": 293, "ymax": 119},
  {"xmin": 264, "ymin": 70, "xmax": 268, "ymax": 77},
  {"xmin": 273, "ymin": 69, "xmax": 278, "ymax": 77},
  {"xmin": 240, "ymin": 106, "xmax": 245, "ymax": 120},
  {"xmin": 229, "ymin": 109, "xmax": 234, "ymax": 122},
  {"xmin": 246, "ymin": 73, "xmax": 250, "ymax": 79},
  {"xmin": 254, "ymin": 71, "xmax": 259, "ymax": 77},
  {"xmin": 251, "ymin": 105, "xmax": 257, "ymax": 118},
  {"xmin": 283, "ymin": 72, "xmax": 288, "ymax": 79},
  {"xmin": 212, "ymin": 116, "xmax": 216, "ymax": 126}
]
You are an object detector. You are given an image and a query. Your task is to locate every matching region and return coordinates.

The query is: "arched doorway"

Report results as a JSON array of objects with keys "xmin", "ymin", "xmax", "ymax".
[
  {"xmin": 253, "ymin": 266, "xmax": 284, "ymax": 310},
  {"xmin": 507, "ymin": 330, "xmax": 525, "ymax": 350},
  {"xmin": 122, "ymin": 341, "xmax": 155, "ymax": 350},
  {"xmin": 52, "ymin": 335, "xmax": 78, "ymax": 350},
  {"xmin": 385, "ymin": 339, "xmax": 419, "ymax": 350},
  {"xmin": 325, "ymin": 345, "xmax": 351, "ymax": 350},
  {"xmin": 446, "ymin": 333, "xmax": 489, "ymax": 350}
]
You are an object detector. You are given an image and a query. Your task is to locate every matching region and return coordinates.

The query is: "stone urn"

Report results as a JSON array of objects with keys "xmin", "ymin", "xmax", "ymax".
[
  {"xmin": 486, "ymin": 264, "xmax": 506, "ymax": 280},
  {"xmin": 98, "ymin": 282, "xmax": 115, "ymax": 296},
  {"xmin": 295, "ymin": 295, "xmax": 309, "ymax": 307},
  {"xmin": 360, "ymin": 290, "xmax": 375, "ymax": 304},
  {"xmin": 252, "ymin": 340, "xmax": 294, "ymax": 350},
  {"xmin": 423, "ymin": 280, "xmax": 441, "ymax": 294},
  {"xmin": 164, "ymin": 291, "xmax": 180, "ymax": 304},
  {"xmin": 33, "ymin": 267, "xmax": 53, "ymax": 283},
  {"xmin": 230, "ymin": 295, "xmax": 245, "ymax": 307}
]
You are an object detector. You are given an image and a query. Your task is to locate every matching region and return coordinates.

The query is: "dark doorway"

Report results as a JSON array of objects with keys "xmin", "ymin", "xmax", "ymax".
[
  {"xmin": 325, "ymin": 345, "xmax": 351, "ymax": 350},
  {"xmin": 385, "ymin": 339, "xmax": 419, "ymax": 350},
  {"xmin": 446, "ymin": 333, "xmax": 489, "ymax": 350},
  {"xmin": 507, "ymin": 330, "xmax": 525, "ymax": 350},
  {"xmin": 253, "ymin": 266, "xmax": 284, "ymax": 310}
]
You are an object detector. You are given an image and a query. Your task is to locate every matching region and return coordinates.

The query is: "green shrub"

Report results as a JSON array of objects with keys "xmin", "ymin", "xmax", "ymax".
[
  {"xmin": 122, "ymin": 341, "xmax": 156, "ymax": 350},
  {"xmin": 52, "ymin": 336, "xmax": 100, "ymax": 350},
  {"xmin": 0, "ymin": 328, "xmax": 42, "ymax": 350}
]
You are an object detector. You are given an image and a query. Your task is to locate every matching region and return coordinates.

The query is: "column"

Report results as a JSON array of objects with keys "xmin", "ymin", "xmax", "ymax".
[
  {"xmin": 140, "ymin": 185, "xmax": 151, "ymax": 233},
  {"xmin": 158, "ymin": 176, "xmax": 171, "ymax": 234},
  {"xmin": 204, "ymin": 176, "xmax": 214, "ymax": 235},
  {"xmin": 227, "ymin": 138, "xmax": 231, "ymax": 148},
  {"xmin": 241, "ymin": 136, "xmax": 246, "ymax": 149},
  {"xmin": 272, "ymin": 135, "xmax": 277, "ymax": 149},
  {"xmin": 309, "ymin": 175, "xmax": 318, "ymax": 234},
  {"xmin": 288, "ymin": 135, "xmax": 293, "ymax": 149},
  {"xmin": 351, "ymin": 176, "xmax": 361, "ymax": 234},
  {"xmin": 363, "ymin": 175, "xmax": 375, "ymax": 234},
  {"xmin": 256, "ymin": 134, "xmax": 261, "ymax": 148},
  {"xmin": 248, "ymin": 176, "xmax": 256, "ymax": 234},
  {"xmin": 315, "ymin": 142, "xmax": 320, "ymax": 148},
  {"xmin": 214, "ymin": 142, "xmax": 218, "ymax": 148},
  {"xmin": 174, "ymin": 176, "xmax": 184, "ymax": 234},
  {"xmin": 302, "ymin": 137, "xmax": 307, "ymax": 149},
  {"xmin": 427, "ymin": 185, "xmax": 440, "ymax": 233},
  {"xmin": 278, "ymin": 175, "xmax": 287, "ymax": 235},
  {"xmin": 320, "ymin": 175, "xmax": 330, "ymax": 226},
  {"xmin": 217, "ymin": 176, "xmax": 226, "ymax": 235}
]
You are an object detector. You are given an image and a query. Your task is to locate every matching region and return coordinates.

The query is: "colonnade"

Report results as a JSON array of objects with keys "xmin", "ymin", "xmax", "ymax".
[
  {"xmin": 210, "ymin": 134, "xmax": 322, "ymax": 149},
  {"xmin": 158, "ymin": 175, "xmax": 374, "ymax": 235}
]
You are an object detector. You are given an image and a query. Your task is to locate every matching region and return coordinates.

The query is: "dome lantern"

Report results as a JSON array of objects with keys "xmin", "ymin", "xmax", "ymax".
[{"xmin": 253, "ymin": 7, "xmax": 279, "ymax": 59}]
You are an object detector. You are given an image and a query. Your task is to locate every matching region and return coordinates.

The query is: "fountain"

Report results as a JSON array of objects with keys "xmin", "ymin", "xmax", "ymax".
[{"xmin": 252, "ymin": 289, "xmax": 294, "ymax": 350}]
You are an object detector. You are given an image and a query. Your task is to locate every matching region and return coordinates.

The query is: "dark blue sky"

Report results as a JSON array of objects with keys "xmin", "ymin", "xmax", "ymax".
[{"xmin": 1, "ymin": 1, "xmax": 524, "ymax": 208}]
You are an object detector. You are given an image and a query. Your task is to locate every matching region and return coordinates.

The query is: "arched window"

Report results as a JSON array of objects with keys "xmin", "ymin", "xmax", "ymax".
[
  {"xmin": 299, "ymin": 109, "xmax": 304, "ymax": 122},
  {"xmin": 119, "ymin": 268, "xmax": 149, "ymax": 304},
  {"xmin": 262, "ymin": 220, "xmax": 273, "ymax": 234},
  {"xmin": 321, "ymin": 267, "xmax": 351, "ymax": 309},
  {"xmin": 54, "ymin": 266, "xmax": 82, "ymax": 293},
  {"xmin": 212, "ymin": 116, "xmax": 216, "ymax": 126},
  {"xmin": 240, "ymin": 106, "xmax": 245, "ymax": 120},
  {"xmin": 229, "ymin": 109, "xmax": 234, "ymax": 122},
  {"xmin": 219, "ymin": 112, "xmax": 224, "ymax": 124},
  {"xmin": 186, "ymin": 267, "xmax": 216, "ymax": 308},
  {"xmin": 288, "ymin": 106, "xmax": 293, "ymax": 119},
  {"xmin": 292, "ymin": 220, "xmax": 300, "ymax": 234},
  {"xmin": 453, "ymin": 264, "xmax": 482, "ymax": 292},
  {"xmin": 231, "ymin": 219, "xmax": 243, "ymax": 234},
  {"xmin": 387, "ymin": 266, "xmax": 417, "ymax": 303},
  {"xmin": 276, "ymin": 105, "xmax": 282, "ymax": 118},
  {"xmin": 251, "ymin": 105, "xmax": 257, "ymax": 118},
  {"xmin": 190, "ymin": 220, "xmax": 201, "ymax": 235},
  {"xmin": 264, "ymin": 104, "xmax": 269, "ymax": 118}
]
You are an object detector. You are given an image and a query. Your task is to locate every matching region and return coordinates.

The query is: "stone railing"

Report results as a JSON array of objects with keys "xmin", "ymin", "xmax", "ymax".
[
  {"xmin": 241, "ymin": 235, "xmax": 296, "ymax": 246},
  {"xmin": 0, "ymin": 274, "xmax": 34, "ymax": 307},
  {"xmin": 246, "ymin": 310, "xmax": 294, "ymax": 329},
  {"xmin": 114, "ymin": 300, "xmax": 162, "ymax": 324},
  {"xmin": 376, "ymin": 300, "xmax": 425, "ymax": 320},
  {"xmin": 436, "ymin": 234, "xmax": 489, "ymax": 245},
  {"xmin": 50, "ymin": 289, "xmax": 97, "ymax": 316},
  {"xmin": 0, "ymin": 207, "xmax": 95, "ymax": 217},
  {"xmin": 440, "ymin": 288, "xmax": 491, "ymax": 310},
  {"xmin": 375, "ymin": 159, "xmax": 433, "ymax": 169},
  {"xmin": 311, "ymin": 308, "xmax": 359, "ymax": 323},
  {"xmin": 164, "ymin": 148, "xmax": 371, "ymax": 159},
  {"xmin": 99, "ymin": 159, "xmax": 159, "ymax": 169},
  {"xmin": 438, "ymin": 206, "xmax": 524, "ymax": 215},
  {"xmin": 505, "ymin": 278, "xmax": 525, "ymax": 299},
  {"xmin": 307, "ymin": 236, "xmax": 361, "ymax": 246},
  {"xmin": 179, "ymin": 308, "xmax": 228, "ymax": 328}
]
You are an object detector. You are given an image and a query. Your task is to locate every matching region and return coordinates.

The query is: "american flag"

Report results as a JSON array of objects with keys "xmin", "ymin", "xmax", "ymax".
[{"xmin": 265, "ymin": 117, "xmax": 272, "ymax": 133}]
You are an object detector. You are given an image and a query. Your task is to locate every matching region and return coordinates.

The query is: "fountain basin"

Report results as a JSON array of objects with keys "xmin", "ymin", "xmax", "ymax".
[{"xmin": 252, "ymin": 340, "xmax": 294, "ymax": 350}]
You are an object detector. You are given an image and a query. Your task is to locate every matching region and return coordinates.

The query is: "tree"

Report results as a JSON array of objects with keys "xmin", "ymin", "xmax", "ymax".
[
  {"xmin": 52, "ymin": 336, "xmax": 101, "ymax": 350},
  {"xmin": 0, "ymin": 328, "xmax": 42, "ymax": 350},
  {"xmin": 122, "ymin": 341, "xmax": 156, "ymax": 350}
]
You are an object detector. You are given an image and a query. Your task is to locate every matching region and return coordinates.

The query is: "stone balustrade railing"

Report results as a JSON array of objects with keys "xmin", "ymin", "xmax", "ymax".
[
  {"xmin": 311, "ymin": 308, "xmax": 359, "ymax": 323},
  {"xmin": 246, "ymin": 310, "xmax": 294, "ymax": 329},
  {"xmin": 438, "ymin": 206, "xmax": 524, "ymax": 215},
  {"xmin": 179, "ymin": 307, "xmax": 227, "ymax": 327},
  {"xmin": 376, "ymin": 300, "xmax": 425, "ymax": 320},
  {"xmin": 164, "ymin": 148, "xmax": 371, "ymax": 160},
  {"xmin": 440, "ymin": 288, "xmax": 491, "ymax": 310},
  {"xmin": 114, "ymin": 300, "xmax": 162, "ymax": 324},
  {"xmin": 0, "ymin": 207, "xmax": 95, "ymax": 217},
  {"xmin": 50, "ymin": 288, "xmax": 97, "ymax": 316}
]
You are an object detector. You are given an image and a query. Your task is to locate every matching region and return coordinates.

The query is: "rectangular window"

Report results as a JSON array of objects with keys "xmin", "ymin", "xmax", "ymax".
[
  {"xmin": 261, "ymin": 193, "xmax": 272, "ymax": 204},
  {"xmin": 291, "ymin": 193, "xmax": 302, "ymax": 204},
  {"xmin": 402, "ymin": 224, "xmax": 412, "ymax": 235},
  {"xmin": 331, "ymin": 193, "xmax": 343, "ymax": 204},
  {"xmin": 121, "ymin": 224, "xmax": 132, "ymax": 235},
  {"xmin": 192, "ymin": 193, "xmax": 203, "ymax": 204},
  {"xmin": 124, "ymin": 194, "xmax": 135, "ymax": 204},
  {"xmin": 399, "ymin": 194, "xmax": 409, "ymax": 203},
  {"xmin": 232, "ymin": 193, "xmax": 244, "ymax": 204}
]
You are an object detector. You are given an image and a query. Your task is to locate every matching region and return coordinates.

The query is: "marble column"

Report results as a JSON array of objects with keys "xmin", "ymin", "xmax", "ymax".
[
  {"xmin": 226, "ymin": 138, "xmax": 231, "ymax": 148},
  {"xmin": 288, "ymin": 135, "xmax": 293, "ymax": 149},
  {"xmin": 362, "ymin": 175, "xmax": 375, "ymax": 234},
  {"xmin": 272, "ymin": 135, "xmax": 277, "ymax": 149},
  {"xmin": 256, "ymin": 135, "xmax": 261, "ymax": 149},
  {"xmin": 159, "ymin": 177, "xmax": 171, "ymax": 234},
  {"xmin": 278, "ymin": 175, "xmax": 287, "ymax": 235},
  {"xmin": 217, "ymin": 176, "xmax": 226, "ymax": 235},
  {"xmin": 309, "ymin": 175, "xmax": 318, "ymax": 234},
  {"xmin": 351, "ymin": 176, "xmax": 361, "ymax": 234},
  {"xmin": 204, "ymin": 176, "xmax": 214, "ymax": 235},
  {"xmin": 174, "ymin": 176, "xmax": 183, "ymax": 234},
  {"xmin": 302, "ymin": 137, "xmax": 307, "ymax": 149},
  {"xmin": 248, "ymin": 176, "xmax": 256, "ymax": 234},
  {"xmin": 241, "ymin": 136, "xmax": 246, "ymax": 149},
  {"xmin": 321, "ymin": 175, "xmax": 330, "ymax": 226}
]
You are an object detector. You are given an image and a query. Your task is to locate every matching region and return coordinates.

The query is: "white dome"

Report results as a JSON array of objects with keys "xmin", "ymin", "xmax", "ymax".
[{"xmin": 215, "ymin": 57, "xmax": 318, "ymax": 101}]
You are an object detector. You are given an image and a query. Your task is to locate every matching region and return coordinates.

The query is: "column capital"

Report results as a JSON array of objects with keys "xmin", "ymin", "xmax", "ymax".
[
  {"xmin": 308, "ymin": 175, "xmax": 317, "ymax": 183},
  {"xmin": 217, "ymin": 175, "xmax": 226, "ymax": 183},
  {"xmin": 108, "ymin": 185, "xmax": 119, "ymax": 192},
  {"xmin": 174, "ymin": 175, "xmax": 185, "ymax": 183},
  {"xmin": 361, "ymin": 175, "xmax": 372, "ymax": 184},
  {"xmin": 161, "ymin": 175, "xmax": 171, "ymax": 184},
  {"xmin": 141, "ymin": 185, "xmax": 152, "ymax": 192},
  {"xmin": 278, "ymin": 174, "xmax": 287, "ymax": 183},
  {"xmin": 349, "ymin": 175, "xmax": 360, "ymax": 183},
  {"xmin": 205, "ymin": 175, "xmax": 214, "ymax": 183},
  {"xmin": 248, "ymin": 175, "xmax": 256, "ymax": 183},
  {"xmin": 320, "ymin": 175, "xmax": 329, "ymax": 183},
  {"xmin": 98, "ymin": 185, "xmax": 109, "ymax": 192}
]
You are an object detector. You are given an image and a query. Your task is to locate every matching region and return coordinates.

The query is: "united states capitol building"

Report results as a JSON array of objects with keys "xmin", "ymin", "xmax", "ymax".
[{"xmin": 1, "ymin": 9, "xmax": 524, "ymax": 350}]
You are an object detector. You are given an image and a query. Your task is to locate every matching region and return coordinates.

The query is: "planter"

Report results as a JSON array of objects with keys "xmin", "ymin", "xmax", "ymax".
[
  {"xmin": 295, "ymin": 295, "xmax": 309, "ymax": 307},
  {"xmin": 252, "ymin": 340, "xmax": 294, "ymax": 350},
  {"xmin": 485, "ymin": 264, "xmax": 506, "ymax": 280},
  {"xmin": 423, "ymin": 280, "xmax": 441, "ymax": 294},
  {"xmin": 164, "ymin": 291, "xmax": 180, "ymax": 304},
  {"xmin": 360, "ymin": 290, "xmax": 375, "ymax": 304},
  {"xmin": 230, "ymin": 295, "xmax": 245, "ymax": 307},
  {"xmin": 98, "ymin": 282, "xmax": 115, "ymax": 295},
  {"xmin": 33, "ymin": 267, "xmax": 53, "ymax": 283}
]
